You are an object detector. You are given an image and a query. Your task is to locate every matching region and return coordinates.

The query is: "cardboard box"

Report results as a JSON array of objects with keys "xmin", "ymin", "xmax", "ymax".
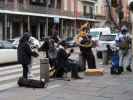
[{"xmin": 85, "ymin": 68, "xmax": 104, "ymax": 76}]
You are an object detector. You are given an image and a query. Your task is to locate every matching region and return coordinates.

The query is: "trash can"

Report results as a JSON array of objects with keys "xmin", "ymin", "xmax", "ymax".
[
  {"xmin": 102, "ymin": 50, "xmax": 108, "ymax": 65},
  {"xmin": 40, "ymin": 58, "xmax": 49, "ymax": 83}
]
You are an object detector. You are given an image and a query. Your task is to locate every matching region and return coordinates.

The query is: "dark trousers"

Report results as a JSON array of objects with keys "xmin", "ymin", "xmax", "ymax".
[
  {"xmin": 82, "ymin": 52, "xmax": 96, "ymax": 69},
  {"xmin": 55, "ymin": 59, "xmax": 79, "ymax": 78},
  {"xmin": 63, "ymin": 59, "xmax": 79, "ymax": 78},
  {"xmin": 22, "ymin": 64, "xmax": 28, "ymax": 79}
]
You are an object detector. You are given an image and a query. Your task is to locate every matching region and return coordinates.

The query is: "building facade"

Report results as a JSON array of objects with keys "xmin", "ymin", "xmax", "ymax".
[
  {"xmin": 110, "ymin": 0, "xmax": 129, "ymax": 28},
  {"xmin": 0, "ymin": 0, "xmax": 99, "ymax": 40}
]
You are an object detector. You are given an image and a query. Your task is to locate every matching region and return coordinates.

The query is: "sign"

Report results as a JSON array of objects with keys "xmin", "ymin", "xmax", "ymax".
[{"xmin": 54, "ymin": 17, "xmax": 60, "ymax": 23}]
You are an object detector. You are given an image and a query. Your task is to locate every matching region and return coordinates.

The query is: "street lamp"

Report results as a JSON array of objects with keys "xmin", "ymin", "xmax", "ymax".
[{"xmin": 74, "ymin": 0, "xmax": 77, "ymax": 35}]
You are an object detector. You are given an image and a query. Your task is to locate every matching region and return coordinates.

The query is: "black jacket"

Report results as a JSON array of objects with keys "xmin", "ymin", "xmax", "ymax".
[
  {"xmin": 56, "ymin": 48, "xmax": 70, "ymax": 68},
  {"xmin": 17, "ymin": 42, "xmax": 32, "ymax": 65}
]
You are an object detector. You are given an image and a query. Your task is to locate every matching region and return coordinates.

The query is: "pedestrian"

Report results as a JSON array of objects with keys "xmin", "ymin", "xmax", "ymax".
[
  {"xmin": 48, "ymin": 39, "xmax": 58, "ymax": 68},
  {"xmin": 55, "ymin": 41, "xmax": 83, "ymax": 81},
  {"xmin": 75, "ymin": 27, "xmax": 88, "ymax": 71},
  {"xmin": 38, "ymin": 37, "xmax": 50, "ymax": 58},
  {"xmin": 51, "ymin": 32, "xmax": 61, "ymax": 43},
  {"xmin": 115, "ymin": 26, "xmax": 132, "ymax": 72},
  {"xmin": 28, "ymin": 37, "xmax": 39, "ymax": 78},
  {"xmin": 79, "ymin": 34, "xmax": 96, "ymax": 69},
  {"xmin": 106, "ymin": 44, "xmax": 113, "ymax": 64},
  {"xmin": 75, "ymin": 27, "xmax": 96, "ymax": 70},
  {"xmin": 17, "ymin": 32, "xmax": 33, "ymax": 79}
]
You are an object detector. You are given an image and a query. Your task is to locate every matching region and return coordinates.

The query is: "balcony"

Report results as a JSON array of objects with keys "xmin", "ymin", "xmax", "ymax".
[
  {"xmin": 80, "ymin": 13, "xmax": 96, "ymax": 19},
  {"xmin": 0, "ymin": 1, "xmax": 74, "ymax": 17},
  {"xmin": 80, "ymin": 0, "xmax": 97, "ymax": 3}
]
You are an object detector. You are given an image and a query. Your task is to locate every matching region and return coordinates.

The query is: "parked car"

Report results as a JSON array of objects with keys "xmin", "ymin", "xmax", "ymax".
[
  {"xmin": 0, "ymin": 41, "xmax": 17, "ymax": 64},
  {"xmin": 63, "ymin": 37, "xmax": 77, "ymax": 48},
  {"xmin": 89, "ymin": 27, "xmax": 111, "ymax": 41},
  {"xmin": 8, "ymin": 37, "xmax": 41, "ymax": 48},
  {"xmin": 96, "ymin": 34, "xmax": 117, "ymax": 58}
]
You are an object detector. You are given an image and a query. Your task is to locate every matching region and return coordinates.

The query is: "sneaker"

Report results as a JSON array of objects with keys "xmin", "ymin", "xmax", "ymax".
[
  {"xmin": 126, "ymin": 66, "xmax": 132, "ymax": 72},
  {"xmin": 64, "ymin": 77, "xmax": 71, "ymax": 81},
  {"xmin": 119, "ymin": 67, "xmax": 124, "ymax": 73}
]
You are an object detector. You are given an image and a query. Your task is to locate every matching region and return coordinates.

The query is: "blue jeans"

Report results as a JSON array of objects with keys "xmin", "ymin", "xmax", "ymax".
[{"xmin": 119, "ymin": 49, "xmax": 132, "ymax": 67}]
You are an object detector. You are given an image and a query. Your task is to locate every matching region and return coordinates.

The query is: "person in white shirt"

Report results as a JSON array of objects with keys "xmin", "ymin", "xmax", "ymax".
[{"xmin": 115, "ymin": 26, "xmax": 132, "ymax": 72}]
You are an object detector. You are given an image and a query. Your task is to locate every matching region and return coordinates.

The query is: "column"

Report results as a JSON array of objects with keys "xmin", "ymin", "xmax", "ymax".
[
  {"xmin": 20, "ymin": 22, "xmax": 23, "ymax": 36},
  {"xmin": 4, "ymin": 14, "xmax": 7, "ymax": 40},
  {"xmin": 23, "ymin": 0, "xmax": 27, "ymax": 9},
  {"xmin": 14, "ymin": 0, "xmax": 18, "ymax": 10},
  {"xmin": 37, "ymin": 23, "xmax": 40, "ymax": 40},
  {"xmin": 55, "ymin": 0, "xmax": 57, "ymax": 8},
  {"xmin": 71, "ymin": 24, "xmax": 73, "ymax": 37},
  {"xmin": 5, "ymin": 0, "xmax": 7, "ymax": 4},
  {"xmin": 10, "ymin": 22, "xmax": 13, "ymax": 39},
  {"xmin": 46, "ymin": 18, "xmax": 48, "ymax": 36},
  {"xmin": 61, "ymin": 19, "xmax": 64, "ymax": 38},
  {"xmin": 27, "ymin": 16, "xmax": 30, "ymax": 32}
]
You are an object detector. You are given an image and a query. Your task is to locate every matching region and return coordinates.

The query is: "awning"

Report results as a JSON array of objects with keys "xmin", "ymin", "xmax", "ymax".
[{"xmin": 0, "ymin": 9, "xmax": 101, "ymax": 22}]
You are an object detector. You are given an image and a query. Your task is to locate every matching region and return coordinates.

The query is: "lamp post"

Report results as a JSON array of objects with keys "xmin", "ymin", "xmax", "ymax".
[{"xmin": 74, "ymin": 0, "xmax": 77, "ymax": 35}]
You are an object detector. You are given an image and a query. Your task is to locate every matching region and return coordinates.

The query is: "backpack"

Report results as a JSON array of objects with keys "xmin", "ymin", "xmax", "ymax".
[{"xmin": 118, "ymin": 35, "xmax": 130, "ymax": 49}]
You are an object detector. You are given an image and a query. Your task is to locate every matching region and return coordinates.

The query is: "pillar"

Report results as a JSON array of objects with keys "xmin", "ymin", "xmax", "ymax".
[
  {"xmin": 10, "ymin": 22, "xmax": 12, "ymax": 39},
  {"xmin": 61, "ymin": 19, "xmax": 64, "ymax": 38},
  {"xmin": 37, "ymin": 23, "xmax": 40, "ymax": 40},
  {"xmin": 4, "ymin": 14, "xmax": 7, "ymax": 40},
  {"xmin": 27, "ymin": 16, "xmax": 30, "ymax": 32},
  {"xmin": 14, "ymin": 0, "xmax": 18, "ymax": 10},
  {"xmin": 4, "ymin": 0, "xmax": 7, "ymax": 4},
  {"xmin": 46, "ymin": 18, "xmax": 48, "ymax": 36},
  {"xmin": 55, "ymin": 0, "xmax": 57, "ymax": 8},
  {"xmin": 20, "ymin": 22, "xmax": 24, "ymax": 36}
]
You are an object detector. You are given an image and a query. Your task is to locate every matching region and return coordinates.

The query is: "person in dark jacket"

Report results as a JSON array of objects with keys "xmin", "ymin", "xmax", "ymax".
[
  {"xmin": 48, "ymin": 39, "xmax": 57, "ymax": 68},
  {"xmin": 38, "ymin": 37, "xmax": 49, "ymax": 58},
  {"xmin": 55, "ymin": 41, "xmax": 82, "ymax": 80},
  {"xmin": 79, "ymin": 34, "xmax": 96, "ymax": 69},
  {"xmin": 51, "ymin": 32, "xmax": 61, "ymax": 43},
  {"xmin": 17, "ymin": 32, "xmax": 32, "ymax": 79}
]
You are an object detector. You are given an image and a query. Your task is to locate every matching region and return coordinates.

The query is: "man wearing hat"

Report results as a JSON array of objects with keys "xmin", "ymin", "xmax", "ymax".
[
  {"xmin": 55, "ymin": 40, "xmax": 82, "ymax": 81},
  {"xmin": 115, "ymin": 26, "xmax": 132, "ymax": 72},
  {"xmin": 17, "ymin": 32, "xmax": 32, "ymax": 79}
]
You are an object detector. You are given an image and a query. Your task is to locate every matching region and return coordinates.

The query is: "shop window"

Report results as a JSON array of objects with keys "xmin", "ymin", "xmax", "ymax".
[
  {"xmin": 57, "ymin": 0, "xmax": 61, "ymax": 9},
  {"xmin": 30, "ymin": 0, "xmax": 46, "ymax": 6}
]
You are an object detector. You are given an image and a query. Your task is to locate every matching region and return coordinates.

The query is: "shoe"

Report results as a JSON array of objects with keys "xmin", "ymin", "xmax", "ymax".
[
  {"xmin": 72, "ymin": 76, "xmax": 83, "ymax": 80},
  {"xmin": 119, "ymin": 67, "xmax": 124, "ymax": 73},
  {"xmin": 64, "ymin": 77, "xmax": 71, "ymax": 81},
  {"xmin": 63, "ymin": 73, "xmax": 71, "ymax": 81},
  {"xmin": 126, "ymin": 66, "xmax": 132, "ymax": 72}
]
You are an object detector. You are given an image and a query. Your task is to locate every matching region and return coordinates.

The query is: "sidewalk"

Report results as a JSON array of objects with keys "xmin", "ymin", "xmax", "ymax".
[
  {"xmin": 0, "ymin": 63, "xmax": 133, "ymax": 100},
  {"xmin": 0, "ymin": 48, "xmax": 132, "ymax": 100}
]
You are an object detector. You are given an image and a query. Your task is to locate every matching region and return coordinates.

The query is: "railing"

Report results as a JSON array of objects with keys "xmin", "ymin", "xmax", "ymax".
[
  {"xmin": 0, "ymin": 1, "xmax": 97, "ymax": 19},
  {"xmin": 80, "ymin": 0, "xmax": 97, "ymax": 3},
  {"xmin": 0, "ymin": 1, "xmax": 74, "ymax": 17},
  {"xmin": 79, "ymin": 12, "xmax": 96, "ymax": 19}
]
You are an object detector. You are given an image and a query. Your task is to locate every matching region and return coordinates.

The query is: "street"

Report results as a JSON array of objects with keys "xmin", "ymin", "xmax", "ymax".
[{"xmin": 0, "ymin": 48, "xmax": 132, "ymax": 100}]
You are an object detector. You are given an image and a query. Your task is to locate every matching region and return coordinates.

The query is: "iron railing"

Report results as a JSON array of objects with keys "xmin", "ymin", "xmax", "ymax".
[
  {"xmin": 0, "ymin": 1, "xmax": 97, "ymax": 19},
  {"xmin": 0, "ymin": 1, "xmax": 74, "ymax": 17}
]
